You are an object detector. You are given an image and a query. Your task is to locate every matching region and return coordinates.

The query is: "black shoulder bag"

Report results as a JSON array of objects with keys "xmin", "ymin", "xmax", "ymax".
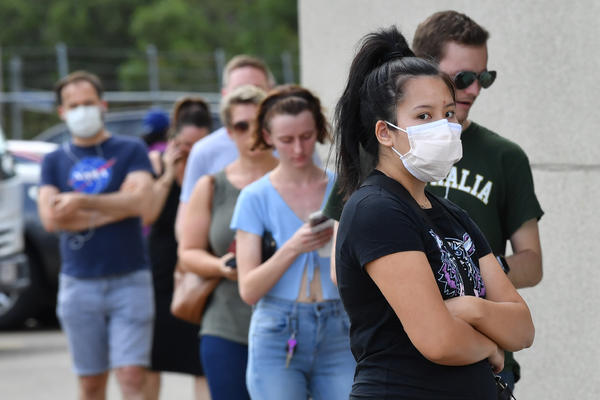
[{"xmin": 362, "ymin": 173, "xmax": 516, "ymax": 400}]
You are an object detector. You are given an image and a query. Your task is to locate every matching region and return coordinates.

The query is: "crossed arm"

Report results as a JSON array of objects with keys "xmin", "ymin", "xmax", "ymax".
[
  {"xmin": 366, "ymin": 251, "xmax": 534, "ymax": 370},
  {"xmin": 38, "ymin": 170, "xmax": 153, "ymax": 233}
]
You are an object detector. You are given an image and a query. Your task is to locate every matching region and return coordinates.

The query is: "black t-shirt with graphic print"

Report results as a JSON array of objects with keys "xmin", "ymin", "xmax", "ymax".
[{"xmin": 336, "ymin": 170, "xmax": 496, "ymax": 399}]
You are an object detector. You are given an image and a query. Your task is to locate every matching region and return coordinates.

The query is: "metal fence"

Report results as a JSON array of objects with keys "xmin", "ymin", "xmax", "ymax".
[{"xmin": 0, "ymin": 44, "xmax": 298, "ymax": 139}]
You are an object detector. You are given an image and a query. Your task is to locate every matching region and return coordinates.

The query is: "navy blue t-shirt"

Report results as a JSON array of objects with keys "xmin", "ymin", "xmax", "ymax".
[
  {"xmin": 40, "ymin": 136, "xmax": 152, "ymax": 278},
  {"xmin": 336, "ymin": 170, "xmax": 496, "ymax": 399}
]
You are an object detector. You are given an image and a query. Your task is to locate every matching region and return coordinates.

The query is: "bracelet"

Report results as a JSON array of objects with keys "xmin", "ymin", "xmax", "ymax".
[{"xmin": 496, "ymin": 255, "xmax": 510, "ymax": 274}]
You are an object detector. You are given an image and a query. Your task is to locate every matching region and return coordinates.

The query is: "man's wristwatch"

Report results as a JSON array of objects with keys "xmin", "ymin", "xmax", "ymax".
[{"xmin": 496, "ymin": 255, "xmax": 510, "ymax": 274}]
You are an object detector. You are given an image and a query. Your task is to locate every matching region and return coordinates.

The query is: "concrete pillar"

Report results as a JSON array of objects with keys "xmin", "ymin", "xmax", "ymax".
[{"xmin": 299, "ymin": 1, "xmax": 600, "ymax": 398}]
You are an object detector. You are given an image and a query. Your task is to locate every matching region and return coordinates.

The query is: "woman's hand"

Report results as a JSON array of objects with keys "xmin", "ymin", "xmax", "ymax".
[
  {"xmin": 162, "ymin": 141, "xmax": 183, "ymax": 178},
  {"xmin": 285, "ymin": 223, "xmax": 333, "ymax": 256},
  {"xmin": 219, "ymin": 252, "xmax": 238, "ymax": 281},
  {"xmin": 488, "ymin": 346, "xmax": 505, "ymax": 374},
  {"xmin": 444, "ymin": 295, "xmax": 482, "ymax": 325}
]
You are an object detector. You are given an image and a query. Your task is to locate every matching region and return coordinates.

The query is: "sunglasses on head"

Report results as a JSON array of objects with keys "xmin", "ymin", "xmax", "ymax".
[
  {"xmin": 232, "ymin": 120, "xmax": 250, "ymax": 133},
  {"xmin": 453, "ymin": 70, "xmax": 497, "ymax": 90}
]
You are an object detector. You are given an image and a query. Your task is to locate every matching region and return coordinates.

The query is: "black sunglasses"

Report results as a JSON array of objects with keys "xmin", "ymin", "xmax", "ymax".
[
  {"xmin": 453, "ymin": 70, "xmax": 497, "ymax": 90},
  {"xmin": 231, "ymin": 120, "xmax": 250, "ymax": 133}
]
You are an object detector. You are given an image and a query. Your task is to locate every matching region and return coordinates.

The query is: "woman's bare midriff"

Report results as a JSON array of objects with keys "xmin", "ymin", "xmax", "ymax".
[{"xmin": 296, "ymin": 266, "xmax": 324, "ymax": 303}]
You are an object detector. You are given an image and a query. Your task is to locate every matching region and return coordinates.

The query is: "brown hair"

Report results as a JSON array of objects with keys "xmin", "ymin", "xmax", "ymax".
[
  {"xmin": 219, "ymin": 85, "xmax": 267, "ymax": 129},
  {"xmin": 253, "ymin": 85, "xmax": 330, "ymax": 150},
  {"xmin": 170, "ymin": 96, "xmax": 213, "ymax": 139},
  {"xmin": 222, "ymin": 54, "xmax": 275, "ymax": 89},
  {"xmin": 412, "ymin": 10, "xmax": 489, "ymax": 62},
  {"xmin": 54, "ymin": 70, "xmax": 104, "ymax": 105}
]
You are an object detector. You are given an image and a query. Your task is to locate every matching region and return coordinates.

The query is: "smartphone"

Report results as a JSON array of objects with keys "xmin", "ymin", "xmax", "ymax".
[
  {"xmin": 309, "ymin": 210, "xmax": 329, "ymax": 227},
  {"xmin": 225, "ymin": 257, "xmax": 237, "ymax": 269},
  {"xmin": 308, "ymin": 210, "xmax": 334, "ymax": 233}
]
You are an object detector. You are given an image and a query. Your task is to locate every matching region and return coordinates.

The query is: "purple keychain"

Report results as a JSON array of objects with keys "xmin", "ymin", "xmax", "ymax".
[{"xmin": 285, "ymin": 332, "xmax": 297, "ymax": 368}]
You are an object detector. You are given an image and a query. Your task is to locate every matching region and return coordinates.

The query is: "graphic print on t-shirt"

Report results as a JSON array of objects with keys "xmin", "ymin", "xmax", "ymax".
[
  {"xmin": 429, "ymin": 166, "xmax": 494, "ymax": 205},
  {"xmin": 68, "ymin": 156, "xmax": 116, "ymax": 194},
  {"xmin": 429, "ymin": 229, "xmax": 486, "ymax": 298}
]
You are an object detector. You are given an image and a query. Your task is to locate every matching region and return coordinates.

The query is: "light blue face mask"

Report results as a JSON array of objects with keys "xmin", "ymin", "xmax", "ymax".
[{"xmin": 385, "ymin": 118, "xmax": 462, "ymax": 182}]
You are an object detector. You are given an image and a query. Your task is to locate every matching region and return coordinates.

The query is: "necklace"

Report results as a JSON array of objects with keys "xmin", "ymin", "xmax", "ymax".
[
  {"xmin": 418, "ymin": 194, "xmax": 432, "ymax": 209},
  {"xmin": 62, "ymin": 141, "xmax": 105, "ymax": 164}
]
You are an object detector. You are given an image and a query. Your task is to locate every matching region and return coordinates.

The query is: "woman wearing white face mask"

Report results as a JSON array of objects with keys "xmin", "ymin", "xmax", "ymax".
[{"xmin": 333, "ymin": 26, "xmax": 535, "ymax": 399}]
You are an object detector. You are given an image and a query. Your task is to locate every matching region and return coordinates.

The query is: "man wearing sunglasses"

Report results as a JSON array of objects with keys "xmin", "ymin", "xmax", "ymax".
[{"xmin": 413, "ymin": 10, "xmax": 544, "ymax": 391}]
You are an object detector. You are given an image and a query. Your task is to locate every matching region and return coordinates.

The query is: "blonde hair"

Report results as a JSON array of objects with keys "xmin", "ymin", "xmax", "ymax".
[
  {"xmin": 219, "ymin": 85, "xmax": 267, "ymax": 128},
  {"xmin": 222, "ymin": 55, "xmax": 275, "ymax": 89}
]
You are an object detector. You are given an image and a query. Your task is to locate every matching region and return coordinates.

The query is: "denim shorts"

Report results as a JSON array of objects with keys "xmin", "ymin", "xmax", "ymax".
[
  {"xmin": 57, "ymin": 269, "xmax": 155, "ymax": 376},
  {"xmin": 247, "ymin": 296, "xmax": 355, "ymax": 400}
]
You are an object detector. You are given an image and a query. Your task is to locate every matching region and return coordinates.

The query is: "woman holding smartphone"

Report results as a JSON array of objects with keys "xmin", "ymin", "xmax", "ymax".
[
  {"xmin": 231, "ymin": 85, "xmax": 354, "ymax": 400},
  {"xmin": 333, "ymin": 26, "xmax": 534, "ymax": 399},
  {"xmin": 178, "ymin": 85, "xmax": 277, "ymax": 400}
]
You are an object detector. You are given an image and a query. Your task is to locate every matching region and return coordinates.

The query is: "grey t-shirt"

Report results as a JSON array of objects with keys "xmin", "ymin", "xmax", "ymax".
[
  {"xmin": 200, "ymin": 170, "xmax": 252, "ymax": 344},
  {"xmin": 180, "ymin": 127, "xmax": 238, "ymax": 203}
]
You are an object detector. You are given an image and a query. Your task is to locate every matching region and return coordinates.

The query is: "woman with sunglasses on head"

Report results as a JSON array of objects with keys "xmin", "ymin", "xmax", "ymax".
[
  {"xmin": 230, "ymin": 85, "xmax": 355, "ymax": 400},
  {"xmin": 333, "ymin": 26, "xmax": 534, "ymax": 400},
  {"xmin": 178, "ymin": 85, "xmax": 278, "ymax": 400},
  {"xmin": 144, "ymin": 97, "xmax": 213, "ymax": 399}
]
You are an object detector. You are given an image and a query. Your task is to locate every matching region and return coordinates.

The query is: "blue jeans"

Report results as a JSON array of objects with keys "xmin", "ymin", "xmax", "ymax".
[
  {"xmin": 57, "ymin": 270, "xmax": 154, "ymax": 376},
  {"xmin": 200, "ymin": 335, "xmax": 250, "ymax": 400},
  {"xmin": 246, "ymin": 296, "xmax": 355, "ymax": 400}
]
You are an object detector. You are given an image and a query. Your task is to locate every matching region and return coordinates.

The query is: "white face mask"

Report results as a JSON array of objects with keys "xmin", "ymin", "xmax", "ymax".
[
  {"xmin": 385, "ymin": 118, "xmax": 462, "ymax": 182},
  {"xmin": 65, "ymin": 105, "xmax": 103, "ymax": 139}
]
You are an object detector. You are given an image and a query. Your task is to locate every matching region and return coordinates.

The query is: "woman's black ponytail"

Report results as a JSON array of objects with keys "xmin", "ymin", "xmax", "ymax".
[{"xmin": 333, "ymin": 26, "xmax": 452, "ymax": 200}]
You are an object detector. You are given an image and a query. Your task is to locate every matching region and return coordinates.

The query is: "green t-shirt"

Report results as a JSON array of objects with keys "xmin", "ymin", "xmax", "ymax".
[
  {"xmin": 426, "ymin": 121, "xmax": 543, "ymax": 255},
  {"xmin": 323, "ymin": 179, "xmax": 344, "ymax": 221}
]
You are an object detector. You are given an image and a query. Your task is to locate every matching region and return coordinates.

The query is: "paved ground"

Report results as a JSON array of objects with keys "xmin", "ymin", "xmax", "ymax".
[{"xmin": 0, "ymin": 327, "xmax": 193, "ymax": 399}]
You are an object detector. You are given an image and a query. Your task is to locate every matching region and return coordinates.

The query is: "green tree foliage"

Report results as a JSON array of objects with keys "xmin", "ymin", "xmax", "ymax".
[
  {"xmin": 129, "ymin": 0, "xmax": 298, "ymax": 57},
  {"xmin": 0, "ymin": 0, "xmax": 149, "ymax": 48},
  {"xmin": 124, "ymin": 0, "xmax": 299, "ymax": 88},
  {"xmin": 0, "ymin": 0, "xmax": 298, "ymax": 137},
  {"xmin": 0, "ymin": 0, "xmax": 298, "ymax": 89}
]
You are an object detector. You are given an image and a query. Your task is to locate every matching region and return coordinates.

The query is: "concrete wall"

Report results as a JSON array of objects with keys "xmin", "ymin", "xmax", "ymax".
[{"xmin": 299, "ymin": 1, "xmax": 600, "ymax": 398}]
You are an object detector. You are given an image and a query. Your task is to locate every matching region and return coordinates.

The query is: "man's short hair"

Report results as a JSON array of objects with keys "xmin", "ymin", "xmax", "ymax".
[
  {"xmin": 412, "ymin": 10, "xmax": 489, "ymax": 62},
  {"xmin": 222, "ymin": 55, "xmax": 275, "ymax": 89},
  {"xmin": 220, "ymin": 85, "xmax": 267, "ymax": 128},
  {"xmin": 54, "ymin": 70, "xmax": 104, "ymax": 105}
]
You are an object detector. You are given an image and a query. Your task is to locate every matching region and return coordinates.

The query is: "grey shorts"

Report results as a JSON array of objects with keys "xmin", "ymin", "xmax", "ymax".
[{"xmin": 57, "ymin": 269, "xmax": 155, "ymax": 376}]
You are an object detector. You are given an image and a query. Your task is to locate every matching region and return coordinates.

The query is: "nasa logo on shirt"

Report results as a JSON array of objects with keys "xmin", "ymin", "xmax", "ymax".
[{"xmin": 68, "ymin": 156, "xmax": 116, "ymax": 194}]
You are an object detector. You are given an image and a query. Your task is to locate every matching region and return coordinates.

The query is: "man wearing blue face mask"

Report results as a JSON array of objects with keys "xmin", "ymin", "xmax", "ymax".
[{"xmin": 38, "ymin": 71, "xmax": 155, "ymax": 400}]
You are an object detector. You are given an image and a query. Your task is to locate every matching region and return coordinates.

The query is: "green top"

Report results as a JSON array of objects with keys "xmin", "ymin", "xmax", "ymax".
[
  {"xmin": 200, "ymin": 170, "xmax": 252, "ymax": 345},
  {"xmin": 323, "ymin": 179, "xmax": 344, "ymax": 221},
  {"xmin": 324, "ymin": 121, "xmax": 544, "ymax": 380},
  {"xmin": 427, "ymin": 122, "xmax": 543, "ymax": 256}
]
